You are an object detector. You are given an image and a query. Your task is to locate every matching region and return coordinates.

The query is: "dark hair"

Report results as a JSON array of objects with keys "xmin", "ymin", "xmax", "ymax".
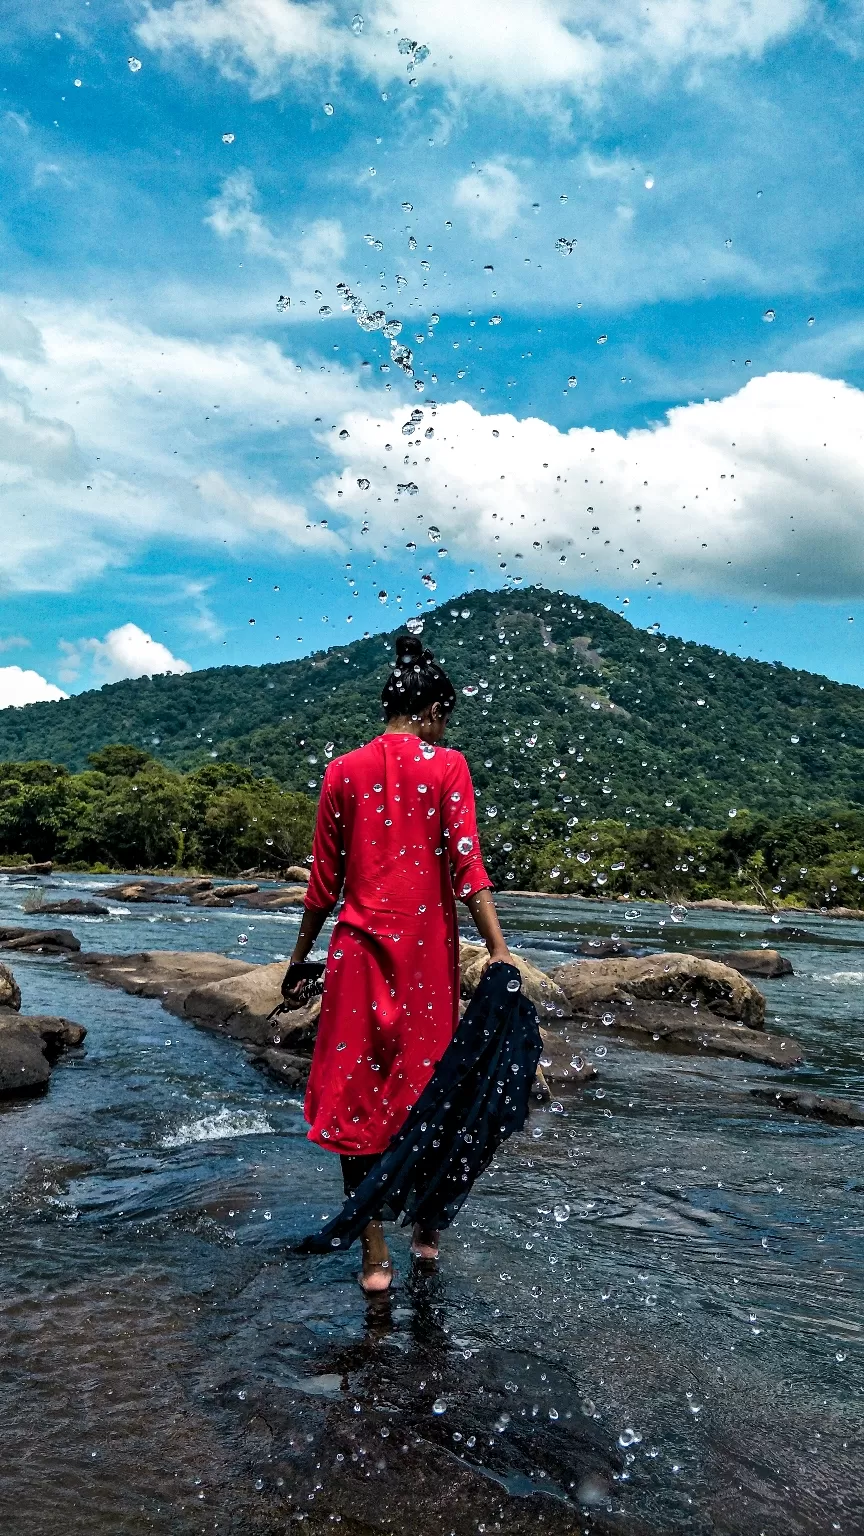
[{"xmin": 381, "ymin": 634, "xmax": 457, "ymax": 720}]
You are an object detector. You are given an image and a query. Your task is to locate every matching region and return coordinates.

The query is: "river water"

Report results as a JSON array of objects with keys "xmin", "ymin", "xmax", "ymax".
[{"xmin": 1, "ymin": 874, "xmax": 861, "ymax": 1535}]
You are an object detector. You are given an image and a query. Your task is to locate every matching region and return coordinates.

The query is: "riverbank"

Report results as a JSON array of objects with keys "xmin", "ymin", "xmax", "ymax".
[{"xmin": 1, "ymin": 873, "xmax": 862, "ymax": 1534}]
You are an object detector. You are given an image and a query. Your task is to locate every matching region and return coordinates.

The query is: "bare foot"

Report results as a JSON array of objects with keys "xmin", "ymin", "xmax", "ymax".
[
  {"xmin": 359, "ymin": 1220, "xmax": 393, "ymax": 1294},
  {"xmin": 411, "ymin": 1222, "xmax": 440, "ymax": 1261}
]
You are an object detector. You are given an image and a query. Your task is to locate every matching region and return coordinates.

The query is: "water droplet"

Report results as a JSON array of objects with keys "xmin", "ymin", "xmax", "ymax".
[
  {"xmin": 506, "ymin": 976, "xmax": 520, "ymax": 993},
  {"xmin": 790, "ymin": 734, "xmax": 799, "ymax": 743},
  {"xmin": 378, "ymin": 590, "xmax": 388, "ymax": 602},
  {"xmin": 644, "ymin": 175, "xmax": 654, "ymax": 189},
  {"xmin": 568, "ymin": 375, "xmax": 577, "ymax": 387},
  {"xmin": 763, "ymin": 308, "xmax": 775, "ymax": 322},
  {"xmin": 618, "ymin": 1427, "xmax": 642, "ymax": 1447},
  {"xmin": 222, "ymin": 133, "xmax": 235, "ymax": 144},
  {"xmin": 457, "ymin": 836, "xmax": 473, "ymax": 854},
  {"xmin": 670, "ymin": 903, "xmax": 687, "ymax": 923},
  {"xmin": 553, "ymin": 1202, "xmax": 570, "ymax": 1222},
  {"xmin": 595, "ymin": 1045, "xmax": 607, "ymax": 1058},
  {"xmin": 728, "ymin": 808, "xmax": 738, "ymax": 818},
  {"xmin": 323, "ymin": 101, "xmax": 334, "ymax": 115},
  {"xmin": 128, "ymin": 57, "xmax": 142, "ymax": 72}
]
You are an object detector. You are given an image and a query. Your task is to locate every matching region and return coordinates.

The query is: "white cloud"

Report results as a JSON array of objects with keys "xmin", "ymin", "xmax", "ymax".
[
  {"xmin": 317, "ymin": 371, "xmax": 864, "ymax": 601},
  {"xmin": 453, "ymin": 164, "xmax": 525, "ymax": 240},
  {"xmin": 0, "ymin": 298, "xmax": 353, "ymax": 590},
  {"xmin": 0, "ymin": 666, "xmax": 67, "ymax": 709},
  {"xmin": 138, "ymin": 0, "xmax": 810, "ymax": 105},
  {"xmin": 205, "ymin": 172, "xmax": 346, "ymax": 284},
  {"xmin": 59, "ymin": 624, "xmax": 191, "ymax": 685}
]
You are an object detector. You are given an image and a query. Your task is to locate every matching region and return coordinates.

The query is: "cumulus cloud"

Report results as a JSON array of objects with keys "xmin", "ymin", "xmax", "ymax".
[
  {"xmin": 0, "ymin": 298, "xmax": 351, "ymax": 590},
  {"xmin": 453, "ymin": 164, "xmax": 525, "ymax": 240},
  {"xmin": 205, "ymin": 171, "xmax": 346, "ymax": 280},
  {"xmin": 318, "ymin": 371, "xmax": 864, "ymax": 601},
  {"xmin": 0, "ymin": 666, "xmax": 67, "ymax": 709},
  {"xmin": 138, "ymin": 0, "xmax": 810, "ymax": 104},
  {"xmin": 59, "ymin": 624, "xmax": 191, "ymax": 685}
]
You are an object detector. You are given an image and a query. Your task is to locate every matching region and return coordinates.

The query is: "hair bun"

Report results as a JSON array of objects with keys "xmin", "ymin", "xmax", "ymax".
[{"xmin": 394, "ymin": 634, "xmax": 426, "ymax": 665}]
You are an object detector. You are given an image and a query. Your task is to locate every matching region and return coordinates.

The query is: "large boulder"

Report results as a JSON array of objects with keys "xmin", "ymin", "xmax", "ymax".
[
  {"xmin": 551, "ymin": 952, "xmax": 765, "ymax": 1029},
  {"xmin": 0, "ymin": 926, "xmax": 81, "ymax": 954},
  {"xmin": 0, "ymin": 961, "xmax": 21, "ymax": 1011},
  {"xmin": 73, "ymin": 950, "xmax": 256, "ymax": 1013},
  {"xmin": 691, "ymin": 948, "xmax": 793, "ymax": 979},
  {"xmin": 183, "ymin": 963, "xmax": 321, "ymax": 1049},
  {"xmin": 459, "ymin": 943, "xmax": 571, "ymax": 1020},
  {"xmin": 283, "ymin": 866, "xmax": 311, "ymax": 884},
  {"xmin": 0, "ymin": 1009, "xmax": 86, "ymax": 1097}
]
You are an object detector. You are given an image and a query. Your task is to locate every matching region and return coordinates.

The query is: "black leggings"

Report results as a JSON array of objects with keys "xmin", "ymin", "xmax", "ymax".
[
  {"xmin": 339, "ymin": 1153, "xmax": 441, "ymax": 1228},
  {"xmin": 340, "ymin": 1153, "xmax": 380, "ymax": 1197}
]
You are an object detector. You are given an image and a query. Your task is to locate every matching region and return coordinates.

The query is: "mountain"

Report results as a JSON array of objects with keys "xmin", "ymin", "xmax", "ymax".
[{"xmin": 1, "ymin": 586, "xmax": 862, "ymax": 829}]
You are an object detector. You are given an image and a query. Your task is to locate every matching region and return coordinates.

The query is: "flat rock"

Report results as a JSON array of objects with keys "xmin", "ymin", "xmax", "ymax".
[
  {"xmin": 0, "ymin": 1008, "xmax": 86, "ymax": 1097},
  {"xmin": 0, "ymin": 861, "xmax": 52, "ymax": 876},
  {"xmin": 459, "ymin": 942, "xmax": 571, "ymax": 1020},
  {"xmin": 592, "ymin": 999, "xmax": 801, "ymax": 1066},
  {"xmin": 751, "ymin": 1087, "xmax": 864, "ymax": 1126},
  {"xmin": 551, "ymin": 951, "xmax": 765, "ymax": 1029},
  {"xmin": 100, "ymin": 878, "xmax": 213, "ymax": 902},
  {"xmin": 0, "ymin": 925, "xmax": 80, "ymax": 954},
  {"xmin": 691, "ymin": 948, "xmax": 793, "ymax": 978},
  {"xmin": 73, "ymin": 950, "xmax": 256, "ymax": 1013},
  {"xmin": 22, "ymin": 897, "xmax": 110, "ymax": 917},
  {"xmin": 235, "ymin": 886, "xmax": 308, "ymax": 909}
]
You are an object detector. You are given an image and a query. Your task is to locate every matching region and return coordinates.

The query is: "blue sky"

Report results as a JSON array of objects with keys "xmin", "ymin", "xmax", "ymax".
[{"xmin": 1, "ymin": 0, "xmax": 864, "ymax": 705}]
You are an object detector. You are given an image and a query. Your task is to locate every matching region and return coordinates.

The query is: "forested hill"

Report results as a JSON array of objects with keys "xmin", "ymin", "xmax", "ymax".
[{"xmin": 1, "ymin": 587, "xmax": 862, "ymax": 829}]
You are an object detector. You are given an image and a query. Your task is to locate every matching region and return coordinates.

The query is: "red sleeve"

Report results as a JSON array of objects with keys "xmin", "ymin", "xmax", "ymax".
[
  {"xmin": 441, "ymin": 751, "xmax": 493, "ymax": 903},
  {"xmin": 304, "ymin": 762, "xmax": 344, "ymax": 911}
]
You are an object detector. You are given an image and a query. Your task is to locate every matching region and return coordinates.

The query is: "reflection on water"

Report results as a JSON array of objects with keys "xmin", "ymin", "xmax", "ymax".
[{"xmin": 0, "ymin": 875, "xmax": 861, "ymax": 1534}]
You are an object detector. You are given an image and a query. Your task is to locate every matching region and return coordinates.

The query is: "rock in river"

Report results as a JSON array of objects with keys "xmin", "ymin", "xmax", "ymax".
[
  {"xmin": 551, "ymin": 951, "xmax": 766, "ymax": 1028},
  {"xmin": 0, "ymin": 925, "xmax": 81, "ymax": 954},
  {"xmin": 0, "ymin": 963, "xmax": 86, "ymax": 1097},
  {"xmin": 22, "ymin": 897, "xmax": 110, "ymax": 917},
  {"xmin": 459, "ymin": 942, "xmax": 571, "ymax": 1019},
  {"xmin": 101, "ymin": 878, "xmax": 213, "ymax": 902},
  {"xmin": 691, "ymin": 948, "xmax": 793, "ymax": 979},
  {"xmin": 751, "ymin": 1087, "xmax": 864, "ymax": 1126}
]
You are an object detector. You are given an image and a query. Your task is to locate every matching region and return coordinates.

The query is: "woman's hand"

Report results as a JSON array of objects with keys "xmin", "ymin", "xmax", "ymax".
[{"xmin": 465, "ymin": 888, "xmax": 513, "ymax": 968}]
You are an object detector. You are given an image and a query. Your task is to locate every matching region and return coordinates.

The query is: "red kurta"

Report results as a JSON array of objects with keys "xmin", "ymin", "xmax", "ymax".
[{"xmin": 303, "ymin": 733, "xmax": 492, "ymax": 1154}]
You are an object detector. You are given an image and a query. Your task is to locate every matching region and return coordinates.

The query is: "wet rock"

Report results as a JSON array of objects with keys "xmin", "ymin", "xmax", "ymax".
[
  {"xmin": 22, "ymin": 897, "xmax": 110, "ymax": 917},
  {"xmin": 0, "ymin": 1008, "xmax": 86, "ymax": 1097},
  {"xmin": 100, "ymin": 878, "xmax": 213, "ymax": 902},
  {"xmin": 594, "ymin": 1000, "xmax": 801, "ymax": 1066},
  {"xmin": 73, "ymin": 950, "xmax": 256, "ymax": 1013},
  {"xmin": 235, "ymin": 886, "xmax": 308, "ymax": 909},
  {"xmin": 577, "ymin": 938, "xmax": 638, "ymax": 958},
  {"xmin": 0, "ymin": 861, "xmax": 52, "ymax": 876},
  {"xmin": 751, "ymin": 1087, "xmax": 864, "ymax": 1126},
  {"xmin": 459, "ymin": 942, "xmax": 571, "ymax": 1019},
  {"xmin": 183, "ymin": 963, "xmax": 321, "ymax": 1049},
  {"xmin": 283, "ymin": 865, "xmax": 310, "ymax": 883},
  {"xmin": 251, "ymin": 1048, "xmax": 312, "ymax": 1087},
  {"xmin": 552, "ymin": 951, "xmax": 765, "ymax": 1029},
  {"xmin": 189, "ymin": 883, "xmax": 259, "ymax": 907},
  {"xmin": 0, "ymin": 925, "xmax": 81, "ymax": 954},
  {"xmin": 0, "ymin": 962, "xmax": 22, "ymax": 1010},
  {"xmin": 537, "ymin": 1026, "xmax": 598, "ymax": 1086},
  {"xmin": 691, "ymin": 948, "xmax": 793, "ymax": 978}
]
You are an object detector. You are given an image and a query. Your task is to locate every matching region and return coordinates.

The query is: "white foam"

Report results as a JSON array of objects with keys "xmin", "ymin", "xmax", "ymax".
[
  {"xmin": 160, "ymin": 1107, "xmax": 275, "ymax": 1148},
  {"xmin": 810, "ymin": 970, "xmax": 864, "ymax": 985}
]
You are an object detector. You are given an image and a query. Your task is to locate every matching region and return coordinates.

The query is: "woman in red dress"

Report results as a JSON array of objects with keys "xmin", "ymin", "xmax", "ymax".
[{"xmin": 286, "ymin": 635, "xmax": 512, "ymax": 1293}]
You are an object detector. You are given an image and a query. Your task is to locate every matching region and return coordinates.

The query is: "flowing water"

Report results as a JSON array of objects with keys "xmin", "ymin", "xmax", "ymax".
[{"xmin": 1, "ymin": 875, "xmax": 861, "ymax": 1535}]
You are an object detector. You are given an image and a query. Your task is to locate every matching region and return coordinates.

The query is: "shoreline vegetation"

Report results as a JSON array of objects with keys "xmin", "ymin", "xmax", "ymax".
[{"xmin": 1, "ymin": 743, "xmax": 863, "ymax": 917}]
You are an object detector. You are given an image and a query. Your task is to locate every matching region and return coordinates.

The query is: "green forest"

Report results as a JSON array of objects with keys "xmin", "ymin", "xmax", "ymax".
[
  {"xmin": 0, "ymin": 586, "xmax": 862, "ymax": 831},
  {"xmin": 1, "ymin": 746, "xmax": 863, "ymax": 911}
]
